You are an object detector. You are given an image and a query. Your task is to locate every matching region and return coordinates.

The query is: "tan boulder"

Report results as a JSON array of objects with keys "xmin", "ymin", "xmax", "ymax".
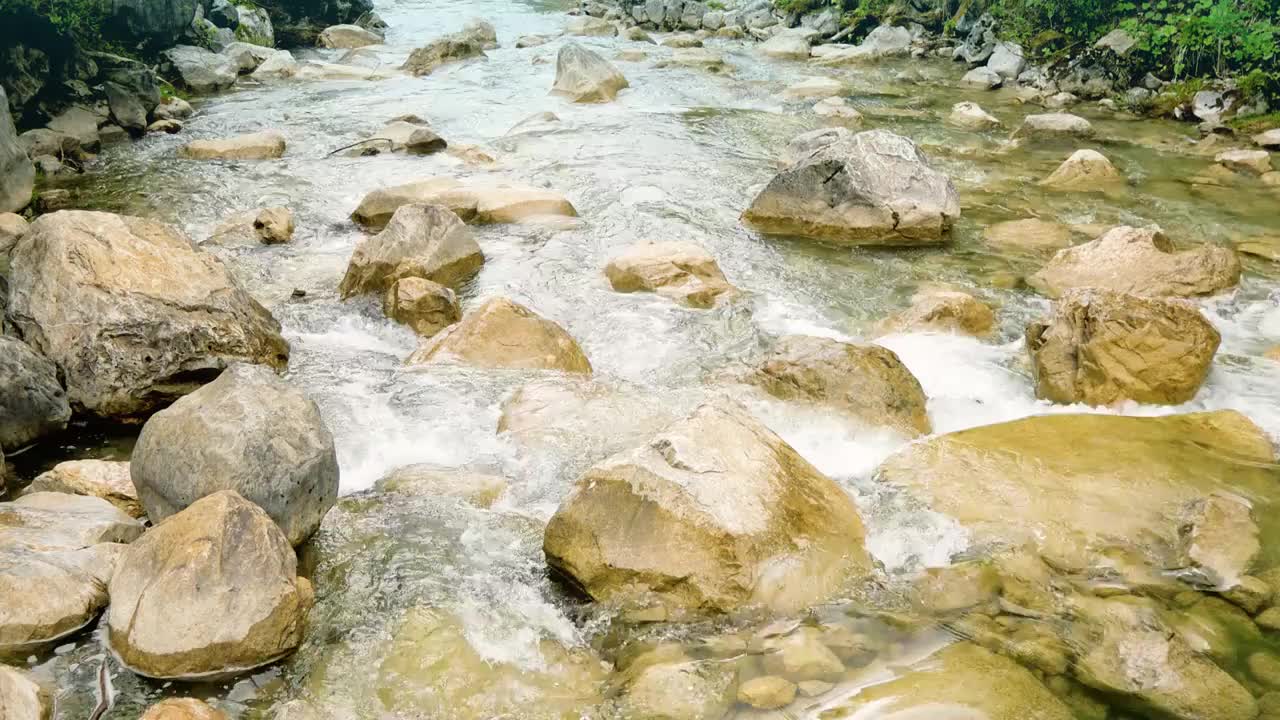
[
  {"xmin": 543, "ymin": 401, "xmax": 873, "ymax": 615},
  {"xmin": 616, "ymin": 648, "xmax": 736, "ymax": 720},
  {"xmin": 604, "ymin": 241, "xmax": 737, "ymax": 308},
  {"xmin": 339, "ymin": 203, "xmax": 483, "ymax": 298},
  {"xmin": 1028, "ymin": 225, "xmax": 1240, "ymax": 298},
  {"xmin": 107, "ymin": 491, "xmax": 313, "ymax": 680},
  {"xmin": 6, "ymin": 210, "xmax": 288, "ymax": 419},
  {"xmin": 373, "ymin": 464, "xmax": 508, "ymax": 507},
  {"xmin": 551, "ymin": 42, "xmax": 628, "ymax": 103},
  {"xmin": 656, "ymin": 48, "xmax": 729, "ymax": 73},
  {"xmin": 382, "ymin": 277, "xmax": 460, "ymax": 337},
  {"xmin": 982, "ymin": 218, "xmax": 1073, "ymax": 252},
  {"xmin": 350, "ymin": 179, "xmax": 576, "ymax": 229},
  {"xmin": 27, "ymin": 460, "xmax": 142, "ymax": 518},
  {"xmin": 1027, "ymin": 289, "xmax": 1220, "ymax": 405},
  {"xmin": 139, "ymin": 699, "xmax": 228, "ymax": 720},
  {"xmin": 178, "ymin": 130, "xmax": 286, "ymax": 160},
  {"xmin": 407, "ymin": 297, "xmax": 591, "ymax": 373},
  {"xmin": 0, "ymin": 492, "xmax": 143, "ymax": 549},
  {"xmin": 878, "ymin": 289, "xmax": 995, "ymax": 337},
  {"xmin": 948, "ymin": 101, "xmax": 1001, "ymax": 130},
  {"xmin": 1216, "ymin": 149, "xmax": 1273, "ymax": 175},
  {"xmin": 497, "ymin": 378, "xmax": 679, "ymax": 460},
  {"xmin": 346, "ymin": 119, "xmax": 446, "ymax": 156},
  {"xmin": 253, "ymin": 206, "xmax": 294, "ymax": 243},
  {"xmin": 782, "ymin": 76, "xmax": 845, "ymax": 100},
  {"xmin": 565, "ymin": 15, "xmax": 615, "ymax": 36},
  {"xmin": 737, "ymin": 676, "xmax": 797, "ymax": 710},
  {"xmin": 1012, "ymin": 112, "xmax": 1095, "ymax": 140},
  {"xmin": 0, "ymin": 666, "xmax": 53, "ymax": 720},
  {"xmin": 1040, "ymin": 149, "xmax": 1124, "ymax": 191},
  {"xmin": 748, "ymin": 335, "xmax": 930, "ymax": 437},
  {"xmin": 0, "ymin": 212, "xmax": 28, "ymax": 258},
  {"xmin": 317, "ymin": 24, "xmax": 382, "ymax": 49},
  {"xmin": 760, "ymin": 28, "xmax": 815, "ymax": 59},
  {"xmin": 760, "ymin": 627, "xmax": 844, "ymax": 681},
  {"xmin": 401, "ymin": 33, "xmax": 486, "ymax": 76},
  {"xmin": 660, "ymin": 34, "xmax": 703, "ymax": 48},
  {"xmin": 875, "ymin": 410, "xmax": 1278, "ymax": 572}
]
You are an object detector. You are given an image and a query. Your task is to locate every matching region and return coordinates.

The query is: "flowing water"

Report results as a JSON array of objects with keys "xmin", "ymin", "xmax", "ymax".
[{"xmin": 17, "ymin": 0, "xmax": 1280, "ymax": 716}]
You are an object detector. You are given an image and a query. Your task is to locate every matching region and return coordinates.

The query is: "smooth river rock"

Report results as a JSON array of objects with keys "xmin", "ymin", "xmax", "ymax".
[
  {"xmin": 0, "ymin": 666, "xmax": 53, "ymax": 720},
  {"xmin": 382, "ymin": 277, "xmax": 461, "ymax": 337},
  {"xmin": 107, "ymin": 491, "xmax": 314, "ymax": 680},
  {"xmin": 1028, "ymin": 225, "xmax": 1240, "ymax": 298},
  {"xmin": 161, "ymin": 46, "xmax": 237, "ymax": 93},
  {"xmin": 317, "ymin": 24, "xmax": 382, "ymax": 49},
  {"xmin": 604, "ymin": 241, "xmax": 737, "ymax": 308},
  {"xmin": 0, "ymin": 336, "xmax": 70, "ymax": 450},
  {"xmin": 351, "ymin": 178, "xmax": 577, "ymax": 228},
  {"xmin": 407, "ymin": 297, "xmax": 591, "ymax": 373},
  {"xmin": 743, "ymin": 129, "xmax": 960, "ymax": 245},
  {"xmin": 131, "ymin": 364, "xmax": 338, "ymax": 546},
  {"xmin": 339, "ymin": 203, "xmax": 483, "ymax": 298},
  {"xmin": 178, "ymin": 130, "xmax": 286, "ymax": 160},
  {"xmin": 27, "ymin": 460, "xmax": 142, "ymax": 518},
  {"xmin": 551, "ymin": 42, "xmax": 629, "ymax": 103},
  {"xmin": 1040, "ymin": 148, "xmax": 1124, "ymax": 191},
  {"xmin": 878, "ymin": 289, "xmax": 996, "ymax": 337},
  {"xmin": 6, "ymin": 211, "xmax": 288, "ymax": 419},
  {"xmin": 544, "ymin": 401, "xmax": 873, "ymax": 615},
  {"xmin": 1027, "ymin": 288, "xmax": 1220, "ymax": 406}
]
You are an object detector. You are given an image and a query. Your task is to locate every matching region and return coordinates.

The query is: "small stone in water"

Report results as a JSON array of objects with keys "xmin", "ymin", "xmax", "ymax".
[{"xmin": 737, "ymin": 675, "xmax": 796, "ymax": 709}]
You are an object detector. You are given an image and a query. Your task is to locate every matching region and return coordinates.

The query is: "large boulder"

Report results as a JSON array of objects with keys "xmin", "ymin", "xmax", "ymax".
[
  {"xmin": 812, "ymin": 25, "xmax": 910, "ymax": 64},
  {"xmin": 604, "ymin": 241, "xmax": 737, "ymax": 308},
  {"xmin": 131, "ymin": 364, "xmax": 338, "ymax": 546},
  {"xmin": 382, "ymin": 277, "xmax": 461, "ymax": 338},
  {"xmin": 551, "ymin": 43, "xmax": 629, "ymax": 103},
  {"xmin": 0, "ymin": 336, "xmax": 70, "ymax": 450},
  {"xmin": 221, "ymin": 42, "xmax": 275, "ymax": 74},
  {"xmin": 104, "ymin": 81, "xmax": 148, "ymax": 134},
  {"xmin": 544, "ymin": 401, "xmax": 873, "ymax": 615},
  {"xmin": 346, "ymin": 119, "xmax": 446, "ymax": 157},
  {"xmin": 7, "ymin": 211, "xmax": 288, "ymax": 419},
  {"xmin": 877, "ymin": 289, "xmax": 995, "ymax": 337},
  {"xmin": 1040, "ymin": 149, "xmax": 1124, "ymax": 191},
  {"xmin": 401, "ymin": 33, "xmax": 486, "ymax": 76},
  {"xmin": 743, "ymin": 129, "xmax": 960, "ymax": 246},
  {"xmin": 876, "ymin": 410, "xmax": 1278, "ymax": 572},
  {"xmin": 178, "ymin": 130, "xmax": 286, "ymax": 160},
  {"xmin": 407, "ymin": 297, "xmax": 591, "ymax": 373},
  {"xmin": 27, "ymin": 460, "xmax": 142, "ymax": 518},
  {"xmin": 1027, "ymin": 289, "xmax": 1220, "ymax": 406},
  {"xmin": 0, "ymin": 88, "xmax": 34, "ymax": 214},
  {"xmin": 351, "ymin": 178, "xmax": 576, "ymax": 228},
  {"xmin": 1028, "ymin": 225, "xmax": 1240, "ymax": 298},
  {"xmin": 0, "ymin": 666, "xmax": 53, "ymax": 720},
  {"xmin": 748, "ymin": 335, "xmax": 930, "ymax": 437},
  {"xmin": 161, "ymin": 46, "xmax": 237, "ymax": 93},
  {"xmin": 107, "ymin": 491, "xmax": 314, "ymax": 679},
  {"xmin": 316, "ymin": 24, "xmax": 380, "ymax": 48},
  {"xmin": 1012, "ymin": 113, "xmax": 1095, "ymax": 140},
  {"xmin": 759, "ymin": 28, "xmax": 815, "ymax": 59},
  {"xmin": 339, "ymin": 203, "xmax": 482, "ymax": 298}
]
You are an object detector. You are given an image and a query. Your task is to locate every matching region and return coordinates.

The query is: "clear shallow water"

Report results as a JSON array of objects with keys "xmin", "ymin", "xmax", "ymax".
[{"xmin": 25, "ymin": 0, "xmax": 1280, "ymax": 715}]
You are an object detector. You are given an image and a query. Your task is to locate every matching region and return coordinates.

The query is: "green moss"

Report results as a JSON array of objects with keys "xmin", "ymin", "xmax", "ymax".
[{"xmin": 1228, "ymin": 111, "xmax": 1280, "ymax": 135}]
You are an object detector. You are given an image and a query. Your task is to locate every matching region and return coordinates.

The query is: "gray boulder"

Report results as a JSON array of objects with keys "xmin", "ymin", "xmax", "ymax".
[
  {"xmin": 104, "ymin": 82, "xmax": 147, "ymax": 134},
  {"xmin": 221, "ymin": 41, "xmax": 274, "ymax": 73},
  {"xmin": 131, "ymin": 364, "xmax": 338, "ymax": 546},
  {"xmin": 236, "ymin": 5, "xmax": 274, "ymax": 46},
  {"xmin": 0, "ymin": 88, "xmax": 34, "ymax": 214},
  {"xmin": 161, "ymin": 45, "xmax": 237, "ymax": 92},
  {"xmin": 987, "ymin": 41, "xmax": 1025, "ymax": 81},
  {"xmin": 108, "ymin": 0, "xmax": 199, "ymax": 47},
  {"xmin": 551, "ymin": 42, "xmax": 629, "ymax": 103},
  {"xmin": 953, "ymin": 13, "xmax": 996, "ymax": 64},
  {"xmin": 0, "ymin": 337, "xmax": 70, "ymax": 450}
]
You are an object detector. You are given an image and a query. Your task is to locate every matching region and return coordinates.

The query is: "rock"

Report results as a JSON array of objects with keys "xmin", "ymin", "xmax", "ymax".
[
  {"xmin": 1257, "ymin": 607, "xmax": 1280, "ymax": 631},
  {"xmin": 748, "ymin": 335, "xmax": 930, "ymax": 436},
  {"xmin": 1013, "ymin": 112, "xmax": 1096, "ymax": 140},
  {"xmin": 27, "ymin": 461, "xmax": 141, "ymax": 518},
  {"xmin": 0, "ymin": 88, "xmax": 34, "ymax": 214},
  {"xmin": 340, "ymin": 203, "xmax": 482, "ymax": 298},
  {"xmin": 317, "ymin": 24, "xmax": 382, "ymax": 48},
  {"xmin": 813, "ymin": 25, "xmax": 910, "ymax": 64},
  {"xmin": 139, "ymin": 698, "xmax": 228, "ymax": 720},
  {"xmin": 962, "ymin": 66, "xmax": 1003, "ymax": 90},
  {"xmin": 623, "ymin": 26, "xmax": 653, "ymax": 43},
  {"xmin": 760, "ymin": 628, "xmax": 845, "ymax": 681},
  {"xmin": 782, "ymin": 76, "xmax": 844, "ymax": 100},
  {"xmin": 516, "ymin": 33, "xmax": 553, "ymax": 48},
  {"xmin": 828, "ymin": 643, "xmax": 1073, "ymax": 719},
  {"xmin": 1027, "ymin": 289, "xmax": 1220, "ymax": 405},
  {"xmin": 759, "ymin": 28, "xmax": 814, "ymax": 59},
  {"xmin": 178, "ymin": 129, "xmax": 286, "ymax": 160},
  {"xmin": 407, "ymin": 297, "xmax": 590, "ymax": 373},
  {"xmin": 565, "ymin": 16, "xmax": 615, "ymax": 36},
  {"xmin": 876, "ymin": 410, "xmax": 1277, "ymax": 573},
  {"xmin": 107, "ymin": 491, "xmax": 313, "ymax": 679},
  {"xmin": 1179, "ymin": 493, "xmax": 1260, "ymax": 589},
  {"xmin": 782, "ymin": 127, "xmax": 851, "ymax": 166},
  {"xmin": 296, "ymin": 60, "xmax": 395, "ymax": 81},
  {"xmin": 982, "ymin": 218, "xmax": 1073, "ymax": 252},
  {"xmin": 374, "ymin": 464, "xmax": 507, "ymax": 507},
  {"xmin": 17, "ymin": 129, "xmax": 80, "ymax": 160},
  {"xmin": 251, "ymin": 50, "xmax": 299, "ymax": 78},
  {"xmin": 661, "ymin": 34, "xmax": 702, "ymax": 48},
  {"xmin": 497, "ymin": 378, "xmax": 678, "ymax": 461},
  {"xmin": 604, "ymin": 241, "xmax": 736, "ymax": 308},
  {"xmin": 987, "ymin": 41, "xmax": 1025, "ymax": 81},
  {"xmin": 1253, "ymin": 129, "xmax": 1280, "ymax": 150},
  {"xmin": 253, "ymin": 206, "xmax": 294, "ymax": 243},
  {"xmin": 656, "ymin": 47, "xmax": 729, "ymax": 72},
  {"xmin": 1095, "ymin": 28, "xmax": 1137, "ymax": 56},
  {"xmin": 1040, "ymin": 148, "xmax": 1125, "ymax": 191},
  {"xmin": 0, "ymin": 336, "xmax": 70, "ymax": 450},
  {"xmin": 1028, "ymin": 225, "xmax": 1240, "ymax": 298},
  {"xmin": 161, "ymin": 46, "xmax": 237, "ymax": 93},
  {"xmin": 382, "ymin": 277, "xmax": 460, "ymax": 337},
  {"xmin": 108, "ymin": 0, "xmax": 198, "ymax": 46},
  {"xmin": 401, "ymin": 33, "xmax": 487, "ymax": 76},
  {"xmin": 458, "ymin": 18, "xmax": 497, "ymax": 49},
  {"xmin": 147, "ymin": 119, "xmax": 183, "ymax": 134},
  {"xmin": 551, "ymin": 43, "xmax": 628, "ymax": 103},
  {"xmin": 618, "ymin": 650, "xmax": 735, "ymax": 720},
  {"xmin": 131, "ymin": 364, "xmax": 337, "ymax": 546},
  {"xmin": 1216, "ymin": 149, "xmax": 1273, "ymax": 176},
  {"xmin": 738, "ymin": 676, "xmax": 796, "ymax": 709},
  {"xmin": 0, "ymin": 212, "xmax": 28, "ymax": 258},
  {"xmin": 351, "ymin": 179, "xmax": 577, "ymax": 228},
  {"xmin": 544, "ymin": 401, "xmax": 871, "ymax": 614},
  {"xmin": 1236, "ymin": 235, "xmax": 1280, "ymax": 262},
  {"xmin": 0, "ymin": 665, "xmax": 53, "ymax": 719},
  {"xmin": 813, "ymin": 96, "xmax": 863, "ymax": 122},
  {"xmin": 46, "ymin": 106, "xmax": 100, "ymax": 151},
  {"xmin": 1074, "ymin": 595, "xmax": 1257, "ymax": 720},
  {"xmin": 7, "ymin": 211, "xmax": 288, "ymax": 419},
  {"xmin": 878, "ymin": 289, "xmax": 995, "ymax": 337},
  {"xmin": 221, "ymin": 41, "xmax": 274, "ymax": 73},
  {"xmin": 104, "ymin": 82, "xmax": 147, "ymax": 134},
  {"xmin": 744, "ymin": 129, "xmax": 960, "ymax": 246},
  {"xmin": 949, "ymin": 101, "xmax": 1001, "ymax": 129}
]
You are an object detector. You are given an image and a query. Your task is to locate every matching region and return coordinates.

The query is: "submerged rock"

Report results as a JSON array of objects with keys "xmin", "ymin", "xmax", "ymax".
[
  {"xmin": 0, "ymin": 336, "xmax": 70, "ymax": 450},
  {"xmin": 131, "ymin": 364, "xmax": 338, "ymax": 546},
  {"xmin": 982, "ymin": 218, "xmax": 1073, "ymax": 252},
  {"xmin": 748, "ymin": 335, "xmax": 930, "ymax": 436},
  {"xmin": 27, "ymin": 460, "xmax": 141, "ymax": 518},
  {"xmin": 178, "ymin": 130, "xmax": 286, "ymax": 160},
  {"xmin": 878, "ymin": 289, "xmax": 996, "ymax": 337},
  {"xmin": 7, "ymin": 211, "xmax": 288, "ymax": 419},
  {"xmin": 1028, "ymin": 225, "xmax": 1240, "ymax": 298},
  {"xmin": 1012, "ymin": 112, "xmax": 1096, "ymax": 140},
  {"xmin": 813, "ymin": 96, "xmax": 863, "ymax": 122},
  {"xmin": 604, "ymin": 241, "xmax": 737, "ymax": 308},
  {"xmin": 1040, "ymin": 148, "xmax": 1124, "ymax": 191},
  {"xmin": 551, "ymin": 43, "xmax": 629, "ymax": 103},
  {"xmin": 382, "ymin": 277, "xmax": 461, "ymax": 338},
  {"xmin": 544, "ymin": 401, "xmax": 873, "ymax": 615},
  {"xmin": 1027, "ymin": 289, "xmax": 1220, "ymax": 405},
  {"xmin": 351, "ymin": 179, "xmax": 576, "ymax": 228},
  {"xmin": 107, "ymin": 491, "xmax": 314, "ymax": 680},
  {"xmin": 339, "ymin": 203, "xmax": 483, "ymax": 298},
  {"xmin": 617, "ymin": 648, "xmax": 736, "ymax": 719},
  {"xmin": 949, "ymin": 101, "xmax": 1001, "ymax": 129},
  {"xmin": 744, "ymin": 129, "xmax": 960, "ymax": 245},
  {"xmin": 738, "ymin": 675, "xmax": 797, "ymax": 709},
  {"xmin": 374, "ymin": 464, "xmax": 507, "ymax": 507},
  {"xmin": 781, "ymin": 76, "xmax": 844, "ymax": 100},
  {"xmin": 407, "ymin": 297, "xmax": 591, "ymax": 373},
  {"xmin": 317, "ymin": 24, "xmax": 382, "ymax": 49}
]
